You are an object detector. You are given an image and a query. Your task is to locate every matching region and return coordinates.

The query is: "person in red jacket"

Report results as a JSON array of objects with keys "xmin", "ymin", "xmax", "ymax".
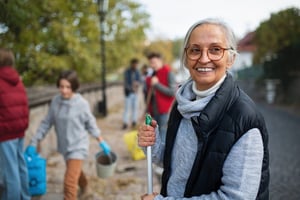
[
  {"xmin": 0, "ymin": 48, "xmax": 30, "ymax": 200},
  {"xmin": 145, "ymin": 52, "xmax": 176, "ymax": 145}
]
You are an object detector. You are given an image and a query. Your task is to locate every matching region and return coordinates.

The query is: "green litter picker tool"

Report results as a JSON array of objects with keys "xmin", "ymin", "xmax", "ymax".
[{"xmin": 145, "ymin": 114, "xmax": 153, "ymax": 194}]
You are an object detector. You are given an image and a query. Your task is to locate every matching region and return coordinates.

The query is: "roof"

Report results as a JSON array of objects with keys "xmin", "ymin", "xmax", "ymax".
[{"xmin": 237, "ymin": 31, "xmax": 256, "ymax": 52}]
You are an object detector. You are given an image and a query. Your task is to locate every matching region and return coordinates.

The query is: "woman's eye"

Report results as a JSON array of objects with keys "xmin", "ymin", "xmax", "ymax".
[
  {"xmin": 209, "ymin": 47, "xmax": 222, "ymax": 53},
  {"xmin": 191, "ymin": 48, "xmax": 201, "ymax": 54}
]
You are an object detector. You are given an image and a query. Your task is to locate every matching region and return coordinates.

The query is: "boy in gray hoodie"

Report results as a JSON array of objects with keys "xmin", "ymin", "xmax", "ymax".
[{"xmin": 26, "ymin": 70, "xmax": 111, "ymax": 199}]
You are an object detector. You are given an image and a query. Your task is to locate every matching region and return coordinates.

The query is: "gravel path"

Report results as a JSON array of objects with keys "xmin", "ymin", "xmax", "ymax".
[
  {"xmin": 34, "ymin": 85, "xmax": 300, "ymax": 200},
  {"xmin": 37, "ymin": 86, "xmax": 161, "ymax": 200}
]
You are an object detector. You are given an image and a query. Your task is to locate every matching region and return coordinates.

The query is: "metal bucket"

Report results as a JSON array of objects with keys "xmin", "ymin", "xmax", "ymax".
[{"xmin": 95, "ymin": 151, "xmax": 117, "ymax": 179}]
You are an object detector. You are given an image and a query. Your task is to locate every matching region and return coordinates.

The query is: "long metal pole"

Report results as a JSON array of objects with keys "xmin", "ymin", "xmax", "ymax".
[
  {"xmin": 100, "ymin": 10, "xmax": 107, "ymax": 116},
  {"xmin": 145, "ymin": 114, "xmax": 153, "ymax": 194},
  {"xmin": 147, "ymin": 146, "xmax": 153, "ymax": 194}
]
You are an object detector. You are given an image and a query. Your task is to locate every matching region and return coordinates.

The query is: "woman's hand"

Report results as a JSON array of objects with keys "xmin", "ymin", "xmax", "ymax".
[
  {"xmin": 141, "ymin": 192, "xmax": 159, "ymax": 200},
  {"xmin": 138, "ymin": 119, "xmax": 157, "ymax": 147}
]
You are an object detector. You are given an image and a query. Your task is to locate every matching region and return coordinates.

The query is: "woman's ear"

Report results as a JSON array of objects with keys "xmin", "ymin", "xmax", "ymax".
[{"xmin": 227, "ymin": 54, "xmax": 236, "ymax": 68}]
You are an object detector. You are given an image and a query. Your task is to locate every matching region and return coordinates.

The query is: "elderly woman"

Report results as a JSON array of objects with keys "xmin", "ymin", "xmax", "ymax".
[{"xmin": 138, "ymin": 18, "xmax": 269, "ymax": 200}]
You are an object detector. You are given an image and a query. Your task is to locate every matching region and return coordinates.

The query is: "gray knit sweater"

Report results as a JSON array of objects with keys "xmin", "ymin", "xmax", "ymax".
[
  {"xmin": 30, "ymin": 94, "xmax": 101, "ymax": 160},
  {"xmin": 151, "ymin": 77, "xmax": 264, "ymax": 200}
]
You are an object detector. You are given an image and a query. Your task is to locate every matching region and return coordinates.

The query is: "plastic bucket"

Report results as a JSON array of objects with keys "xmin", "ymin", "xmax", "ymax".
[{"xmin": 95, "ymin": 151, "xmax": 117, "ymax": 178}]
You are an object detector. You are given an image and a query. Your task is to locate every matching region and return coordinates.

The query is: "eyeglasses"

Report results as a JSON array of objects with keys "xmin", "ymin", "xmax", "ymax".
[{"xmin": 185, "ymin": 45, "xmax": 233, "ymax": 61}]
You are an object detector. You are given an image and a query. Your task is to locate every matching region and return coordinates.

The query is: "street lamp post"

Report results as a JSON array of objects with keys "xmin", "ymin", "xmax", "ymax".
[{"xmin": 98, "ymin": 0, "xmax": 109, "ymax": 117}]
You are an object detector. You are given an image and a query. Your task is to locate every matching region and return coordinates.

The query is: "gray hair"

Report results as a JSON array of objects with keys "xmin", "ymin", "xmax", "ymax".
[{"xmin": 180, "ymin": 18, "xmax": 238, "ymax": 69}]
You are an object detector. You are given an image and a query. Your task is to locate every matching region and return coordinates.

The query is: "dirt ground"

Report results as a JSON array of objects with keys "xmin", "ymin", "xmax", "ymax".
[{"xmin": 40, "ymin": 86, "xmax": 161, "ymax": 200}]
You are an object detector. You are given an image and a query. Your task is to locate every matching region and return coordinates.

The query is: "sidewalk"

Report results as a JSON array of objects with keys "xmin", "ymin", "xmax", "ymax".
[{"xmin": 34, "ymin": 86, "xmax": 161, "ymax": 200}]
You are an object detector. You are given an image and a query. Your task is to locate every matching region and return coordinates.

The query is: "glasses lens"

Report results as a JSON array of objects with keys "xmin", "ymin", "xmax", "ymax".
[
  {"xmin": 186, "ymin": 46, "xmax": 201, "ymax": 60},
  {"xmin": 208, "ymin": 47, "xmax": 223, "ymax": 60},
  {"xmin": 186, "ymin": 46, "xmax": 228, "ymax": 61}
]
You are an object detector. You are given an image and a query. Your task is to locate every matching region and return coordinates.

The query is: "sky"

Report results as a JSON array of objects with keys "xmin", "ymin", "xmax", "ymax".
[{"xmin": 138, "ymin": 0, "xmax": 300, "ymax": 40}]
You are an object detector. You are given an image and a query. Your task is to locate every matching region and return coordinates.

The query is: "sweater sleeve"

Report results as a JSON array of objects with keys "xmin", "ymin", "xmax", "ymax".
[
  {"xmin": 142, "ymin": 126, "xmax": 165, "ymax": 165},
  {"xmin": 82, "ymin": 101, "xmax": 101, "ymax": 138},
  {"xmin": 30, "ymin": 100, "xmax": 55, "ymax": 146},
  {"xmin": 154, "ymin": 72, "xmax": 176, "ymax": 97},
  {"xmin": 124, "ymin": 69, "xmax": 133, "ymax": 92},
  {"xmin": 154, "ymin": 128, "xmax": 264, "ymax": 200}
]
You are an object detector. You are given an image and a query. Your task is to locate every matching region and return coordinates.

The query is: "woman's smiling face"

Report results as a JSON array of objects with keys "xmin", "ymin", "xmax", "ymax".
[{"xmin": 186, "ymin": 24, "xmax": 234, "ymax": 90}]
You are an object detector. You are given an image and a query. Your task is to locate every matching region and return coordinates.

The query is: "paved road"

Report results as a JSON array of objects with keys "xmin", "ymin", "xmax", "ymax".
[{"xmin": 258, "ymin": 103, "xmax": 300, "ymax": 200}]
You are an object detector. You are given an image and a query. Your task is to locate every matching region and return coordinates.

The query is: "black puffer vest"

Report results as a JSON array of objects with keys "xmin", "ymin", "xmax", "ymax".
[{"xmin": 161, "ymin": 75, "xmax": 269, "ymax": 199}]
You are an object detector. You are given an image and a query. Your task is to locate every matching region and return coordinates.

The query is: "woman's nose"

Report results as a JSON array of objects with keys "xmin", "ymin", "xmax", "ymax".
[{"xmin": 197, "ymin": 50, "xmax": 211, "ymax": 63}]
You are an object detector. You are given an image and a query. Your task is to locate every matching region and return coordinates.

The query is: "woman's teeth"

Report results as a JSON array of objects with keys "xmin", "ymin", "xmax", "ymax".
[{"xmin": 196, "ymin": 67, "xmax": 213, "ymax": 72}]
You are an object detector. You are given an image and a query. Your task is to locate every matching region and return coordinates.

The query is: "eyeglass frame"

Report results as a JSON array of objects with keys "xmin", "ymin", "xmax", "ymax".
[{"xmin": 184, "ymin": 45, "xmax": 234, "ymax": 61}]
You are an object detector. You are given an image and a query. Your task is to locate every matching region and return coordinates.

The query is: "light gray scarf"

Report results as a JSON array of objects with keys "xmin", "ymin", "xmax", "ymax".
[{"xmin": 176, "ymin": 75, "xmax": 226, "ymax": 118}]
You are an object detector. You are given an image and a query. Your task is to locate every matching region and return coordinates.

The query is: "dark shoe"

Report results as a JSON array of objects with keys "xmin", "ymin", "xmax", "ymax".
[
  {"xmin": 122, "ymin": 124, "xmax": 128, "ymax": 130},
  {"xmin": 132, "ymin": 122, "xmax": 136, "ymax": 128},
  {"xmin": 78, "ymin": 186, "xmax": 92, "ymax": 200}
]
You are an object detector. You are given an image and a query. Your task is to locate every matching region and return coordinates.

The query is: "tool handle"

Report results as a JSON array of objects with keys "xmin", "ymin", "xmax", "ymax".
[{"xmin": 145, "ymin": 114, "xmax": 153, "ymax": 194}]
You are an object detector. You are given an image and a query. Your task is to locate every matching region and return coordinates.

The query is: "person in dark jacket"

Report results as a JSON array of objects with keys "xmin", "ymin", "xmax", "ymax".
[
  {"xmin": 138, "ymin": 18, "xmax": 269, "ymax": 200},
  {"xmin": 0, "ymin": 48, "xmax": 31, "ymax": 200},
  {"xmin": 122, "ymin": 58, "xmax": 141, "ymax": 129}
]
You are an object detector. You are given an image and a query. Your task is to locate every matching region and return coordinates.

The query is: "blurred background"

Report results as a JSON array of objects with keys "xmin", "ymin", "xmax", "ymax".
[
  {"xmin": 1, "ymin": 0, "xmax": 300, "ymax": 199},
  {"xmin": 0, "ymin": 0, "xmax": 299, "ymax": 98}
]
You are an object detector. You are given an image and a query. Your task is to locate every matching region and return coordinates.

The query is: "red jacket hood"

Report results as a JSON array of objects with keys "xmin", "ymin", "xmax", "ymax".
[{"xmin": 0, "ymin": 66, "xmax": 20, "ymax": 86}]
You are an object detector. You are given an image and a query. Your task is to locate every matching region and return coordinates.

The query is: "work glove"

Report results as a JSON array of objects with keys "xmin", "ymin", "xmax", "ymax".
[
  {"xmin": 25, "ymin": 145, "xmax": 37, "ymax": 156},
  {"xmin": 99, "ymin": 141, "xmax": 111, "ymax": 155}
]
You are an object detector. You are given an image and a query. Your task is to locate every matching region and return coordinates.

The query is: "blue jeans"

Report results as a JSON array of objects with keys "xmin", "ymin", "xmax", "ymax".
[
  {"xmin": 153, "ymin": 113, "xmax": 169, "ymax": 145},
  {"xmin": 0, "ymin": 137, "xmax": 30, "ymax": 200},
  {"xmin": 123, "ymin": 93, "xmax": 139, "ymax": 125}
]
